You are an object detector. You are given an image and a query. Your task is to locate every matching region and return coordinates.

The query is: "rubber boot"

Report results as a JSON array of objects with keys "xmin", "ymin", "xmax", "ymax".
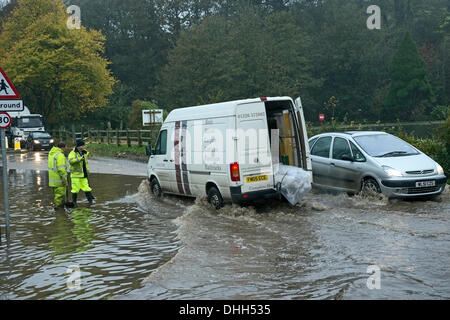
[
  {"xmin": 72, "ymin": 193, "xmax": 78, "ymax": 206},
  {"xmin": 85, "ymin": 192, "xmax": 95, "ymax": 204}
]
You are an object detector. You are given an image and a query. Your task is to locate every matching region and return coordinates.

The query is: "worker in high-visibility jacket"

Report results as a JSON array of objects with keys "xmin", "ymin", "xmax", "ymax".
[
  {"xmin": 69, "ymin": 139, "xmax": 95, "ymax": 205},
  {"xmin": 48, "ymin": 142, "xmax": 68, "ymax": 208}
]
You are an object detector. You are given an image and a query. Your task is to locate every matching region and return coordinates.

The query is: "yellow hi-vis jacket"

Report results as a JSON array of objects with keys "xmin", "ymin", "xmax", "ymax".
[
  {"xmin": 68, "ymin": 149, "xmax": 89, "ymax": 178},
  {"xmin": 48, "ymin": 147, "xmax": 68, "ymax": 187}
]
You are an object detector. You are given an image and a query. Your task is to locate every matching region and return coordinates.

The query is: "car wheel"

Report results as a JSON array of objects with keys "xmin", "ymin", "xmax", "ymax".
[
  {"xmin": 207, "ymin": 186, "xmax": 224, "ymax": 210},
  {"xmin": 150, "ymin": 178, "xmax": 162, "ymax": 198},
  {"xmin": 362, "ymin": 177, "xmax": 381, "ymax": 194}
]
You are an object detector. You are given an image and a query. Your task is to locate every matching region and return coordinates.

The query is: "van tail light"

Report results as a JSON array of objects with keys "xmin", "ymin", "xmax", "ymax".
[{"xmin": 230, "ymin": 162, "xmax": 240, "ymax": 182}]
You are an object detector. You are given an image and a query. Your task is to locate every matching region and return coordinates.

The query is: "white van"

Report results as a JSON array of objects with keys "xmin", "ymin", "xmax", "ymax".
[{"xmin": 147, "ymin": 96, "xmax": 312, "ymax": 209}]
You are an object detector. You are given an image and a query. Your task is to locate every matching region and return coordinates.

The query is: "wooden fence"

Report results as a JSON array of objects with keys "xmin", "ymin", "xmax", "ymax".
[
  {"xmin": 49, "ymin": 125, "xmax": 162, "ymax": 148},
  {"xmin": 49, "ymin": 120, "xmax": 444, "ymax": 149}
]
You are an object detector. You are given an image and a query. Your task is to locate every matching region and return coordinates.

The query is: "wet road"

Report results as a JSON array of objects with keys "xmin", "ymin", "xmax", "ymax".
[
  {"xmin": 1, "ymin": 151, "xmax": 449, "ymax": 299},
  {"xmin": 1, "ymin": 151, "xmax": 148, "ymax": 177}
]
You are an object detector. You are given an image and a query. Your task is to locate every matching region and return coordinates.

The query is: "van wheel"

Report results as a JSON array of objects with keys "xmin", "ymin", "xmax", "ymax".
[
  {"xmin": 362, "ymin": 178, "xmax": 381, "ymax": 194},
  {"xmin": 150, "ymin": 178, "xmax": 162, "ymax": 198},
  {"xmin": 207, "ymin": 186, "xmax": 224, "ymax": 210}
]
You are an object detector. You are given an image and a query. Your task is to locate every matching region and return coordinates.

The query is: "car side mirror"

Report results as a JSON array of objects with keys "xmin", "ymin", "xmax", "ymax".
[
  {"xmin": 145, "ymin": 146, "xmax": 153, "ymax": 156},
  {"xmin": 341, "ymin": 155, "xmax": 354, "ymax": 162}
]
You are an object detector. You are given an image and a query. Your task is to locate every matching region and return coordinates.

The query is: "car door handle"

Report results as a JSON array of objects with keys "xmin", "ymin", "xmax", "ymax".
[
  {"xmin": 330, "ymin": 163, "xmax": 336, "ymax": 166},
  {"xmin": 163, "ymin": 159, "xmax": 169, "ymax": 162}
]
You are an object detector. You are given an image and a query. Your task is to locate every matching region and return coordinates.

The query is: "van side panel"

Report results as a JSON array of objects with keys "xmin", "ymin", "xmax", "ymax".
[{"xmin": 170, "ymin": 117, "xmax": 234, "ymax": 200}]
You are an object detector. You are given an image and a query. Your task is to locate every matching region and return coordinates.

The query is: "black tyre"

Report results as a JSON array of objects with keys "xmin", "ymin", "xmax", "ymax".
[
  {"xmin": 150, "ymin": 178, "xmax": 162, "ymax": 198},
  {"xmin": 361, "ymin": 177, "xmax": 381, "ymax": 194},
  {"xmin": 207, "ymin": 186, "xmax": 224, "ymax": 210}
]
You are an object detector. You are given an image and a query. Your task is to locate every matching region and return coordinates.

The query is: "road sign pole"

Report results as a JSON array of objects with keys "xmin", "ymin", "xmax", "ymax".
[
  {"xmin": 1, "ymin": 128, "xmax": 10, "ymax": 239},
  {"xmin": 0, "ymin": 67, "xmax": 20, "ymax": 240}
]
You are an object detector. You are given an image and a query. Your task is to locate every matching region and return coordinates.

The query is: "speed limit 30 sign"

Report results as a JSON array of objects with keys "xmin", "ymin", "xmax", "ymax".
[{"xmin": 0, "ymin": 112, "xmax": 12, "ymax": 129}]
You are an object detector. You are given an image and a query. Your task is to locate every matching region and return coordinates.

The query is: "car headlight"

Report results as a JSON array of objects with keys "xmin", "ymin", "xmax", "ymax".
[
  {"xmin": 436, "ymin": 164, "xmax": 444, "ymax": 175},
  {"xmin": 50, "ymin": 139, "xmax": 54, "ymax": 143},
  {"xmin": 33, "ymin": 140, "xmax": 40, "ymax": 144},
  {"xmin": 382, "ymin": 166, "xmax": 403, "ymax": 177}
]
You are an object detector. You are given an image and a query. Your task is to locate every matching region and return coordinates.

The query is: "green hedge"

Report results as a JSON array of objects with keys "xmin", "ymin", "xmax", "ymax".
[{"xmin": 387, "ymin": 124, "xmax": 449, "ymax": 184}]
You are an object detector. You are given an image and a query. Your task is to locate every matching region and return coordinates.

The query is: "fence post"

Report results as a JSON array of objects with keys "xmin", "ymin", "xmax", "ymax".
[
  {"xmin": 127, "ymin": 129, "xmax": 131, "ymax": 148},
  {"xmin": 116, "ymin": 129, "xmax": 120, "ymax": 146},
  {"xmin": 80, "ymin": 125, "xmax": 84, "ymax": 141},
  {"xmin": 138, "ymin": 130, "xmax": 142, "ymax": 147},
  {"xmin": 65, "ymin": 127, "xmax": 70, "ymax": 146},
  {"xmin": 148, "ymin": 125, "xmax": 152, "ymax": 149},
  {"xmin": 107, "ymin": 122, "xmax": 112, "ymax": 144},
  {"xmin": 88, "ymin": 127, "xmax": 91, "ymax": 142}
]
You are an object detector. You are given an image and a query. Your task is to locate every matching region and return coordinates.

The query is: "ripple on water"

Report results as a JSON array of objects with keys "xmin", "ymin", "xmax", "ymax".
[{"xmin": 0, "ymin": 174, "xmax": 184, "ymax": 300}]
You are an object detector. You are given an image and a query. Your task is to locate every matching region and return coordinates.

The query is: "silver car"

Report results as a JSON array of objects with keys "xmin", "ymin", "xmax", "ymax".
[{"xmin": 308, "ymin": 131, "xmax": 447, "ymax": 198}]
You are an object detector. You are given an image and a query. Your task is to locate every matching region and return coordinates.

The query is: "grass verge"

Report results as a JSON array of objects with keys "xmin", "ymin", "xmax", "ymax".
[{"xmin": 86, "ymin": 143, "xmax": 148, "ymax": 163}]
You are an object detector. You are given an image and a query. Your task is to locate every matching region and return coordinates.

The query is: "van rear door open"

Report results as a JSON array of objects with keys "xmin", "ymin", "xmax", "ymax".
[
  {"xmin": 236, "ymin": 101, "xmax": 274, "ymax": 193},
  {"xmin": 294, "ymin": 97, "xmax": 312, "ymax": 171}
]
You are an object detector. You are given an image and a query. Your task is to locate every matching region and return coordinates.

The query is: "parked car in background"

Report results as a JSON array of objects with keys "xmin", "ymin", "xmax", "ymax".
[
  {"xmin": 25, "ymin": 131, "xmax": 54, "ymax": 151},
  {"xmin": 308, "ymin": 131, "xmax": 447, "ymax": 198}
]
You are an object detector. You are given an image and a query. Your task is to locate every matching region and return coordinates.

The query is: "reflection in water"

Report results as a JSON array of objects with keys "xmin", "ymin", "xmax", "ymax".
[
  {"xmin": 1, "ymin": 165, "xmax": 449, "ymax": 300},
  {"xmin": 0, "ymin": 171, "xmax": 182, "ymax": 300},
  {"xmin": 48, "ymin": 208, "xmax": 96, "ymax": 260},
  {"xmin": 71, "ymin": 208, "xmax": 96, "ymax": 253},
  {"xmin": 34, "ymin": 152, "xmax": 41, "ymax": 163},
  {"xmin": 49, "ymin": 211, "xmax": 78, "ymax": 259}
]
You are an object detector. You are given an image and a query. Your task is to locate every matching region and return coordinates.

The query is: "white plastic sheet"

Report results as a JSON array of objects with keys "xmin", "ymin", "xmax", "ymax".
[{"xmin": 274, "ymin": 164, "xmax": 312, "ymax": 205}]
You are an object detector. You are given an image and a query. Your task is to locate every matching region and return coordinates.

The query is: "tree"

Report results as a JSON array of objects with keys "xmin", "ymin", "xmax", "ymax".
[
  {"xmin": 155, "ymin": 7, "xmax": 319, "ymax": 111},
  {"xmin": 383, "ymin": 32, "xmax": 435, "ymax": 121},
  {"xmin": 72, "ymin": 0, "xmax": 169, "ymax": 99},
  {"xmin": 82, "ymin": 83, "xmax": 137, "ymax": 129},
  {"xmin": 128, "ymin": 99, "xmax": 165, "ymax": 129},
  {"xmin": 0, "ymin": 0, "xmax": 115, "ymax": 125},
  {"xmin": 0, "ymin": 0, "xmax": 18, "ymax": 32}
]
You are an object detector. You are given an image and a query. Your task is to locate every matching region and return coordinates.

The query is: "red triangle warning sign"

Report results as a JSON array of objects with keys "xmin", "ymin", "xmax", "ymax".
[{"xmin": 0, "ymin": 67, "xmax": 20, "ymax": 99}]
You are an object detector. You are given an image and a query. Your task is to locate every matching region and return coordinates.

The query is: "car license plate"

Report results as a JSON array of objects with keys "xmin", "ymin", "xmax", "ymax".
[
  {"xmin": 416, "ymin": 181, "xmax": 435, "ymax": 188},
  {"xmin": 42, "ymin": 144, "xmax": 49, "ymax": 146},
  {"xmin": 246, "ymin": 175, "xmax": 268, "ymax": 183}
]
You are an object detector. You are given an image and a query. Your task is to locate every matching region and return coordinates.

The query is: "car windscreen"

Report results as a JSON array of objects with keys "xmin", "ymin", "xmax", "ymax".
[
  {"xmin": 32, "ymin": 132, "xmax": 51, "ymax": 139},
  {"xmin": 353, "ymin": 134, "xmax": 419, "ymax": 157},
  {"xmin": 17, "ymin": 117, "xmax": 43, "ymax": 128}
]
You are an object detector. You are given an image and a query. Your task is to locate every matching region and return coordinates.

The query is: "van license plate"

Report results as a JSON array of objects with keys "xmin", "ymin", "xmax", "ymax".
[
  {"xmin": 246, "ymin": 175, "xmax": 268, "ymax": 183},
  {"xmin": 416, "ymin": 181, "xmax": 435, "ymax": 188}
]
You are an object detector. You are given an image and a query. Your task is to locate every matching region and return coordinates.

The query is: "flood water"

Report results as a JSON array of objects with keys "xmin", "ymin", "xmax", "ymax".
[{"xmin": 0, "ymin": 152, "xmax": 449, "ymax": 300}]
